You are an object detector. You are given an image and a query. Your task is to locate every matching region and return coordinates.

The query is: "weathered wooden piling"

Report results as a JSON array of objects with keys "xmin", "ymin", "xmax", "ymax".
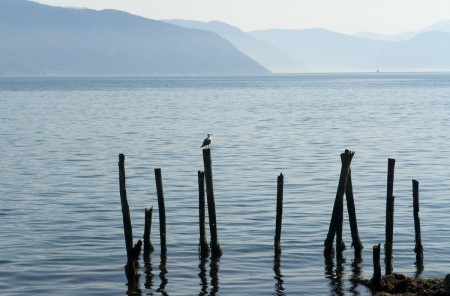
[
  {"xmin": 324, "ymin": 149, "xmax": 355, "ymax": 258},
  {"xmin": 118, "ymin": 154, "xmax": 140, "ymax": 282},
  {"xmin": 274, "ymin": 173, "xmax": 284, "ymax": 255},
  {"xmin": 143, "ymin": 207, "xmax": 154, "ymax": 257},
  {"xmin": 385, "ymin": 158, "xmax": 395, "ymax": 274},
  {"xmin": 336, "ymin": 187, "xmax": 345, "ymax": 260},
  {"xmin": 373, "ymin": 244, "xmax": 382, "ymax": 288},
  {"xmin": 154, "ymin": 168, "xmax": 167, "ymax": 257},
  {"xmin": 345, "ymin": 166, "xmax": 364, "ymax": 257},
  {"xmin": 412, "ymin": 179, "xmax": 424, "ymax": 265},
  {"xmin": 198, "ymin": 171, "xmax": 210, "ymax": 258},
  {"xmin": 202, "ymin": 148, "xmax": 222, "ymax": 258}
]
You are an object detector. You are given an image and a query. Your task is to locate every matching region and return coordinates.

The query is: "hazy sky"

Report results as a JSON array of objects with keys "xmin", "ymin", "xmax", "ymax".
[{"xmin": 33, "ymin": 0, "xmax": 450, "ymax": 35}]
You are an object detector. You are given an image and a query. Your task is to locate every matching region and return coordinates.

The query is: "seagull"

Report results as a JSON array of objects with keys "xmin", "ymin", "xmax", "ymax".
[{"xmin": 201, "ymin": 134, "xmax": 212, "ymax": 148}]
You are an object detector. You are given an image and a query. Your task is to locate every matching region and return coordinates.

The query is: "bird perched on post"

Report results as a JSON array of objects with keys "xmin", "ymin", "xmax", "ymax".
[{"xmin": 201, "ymin": 134, "xmax": 212, "ymax": 148}]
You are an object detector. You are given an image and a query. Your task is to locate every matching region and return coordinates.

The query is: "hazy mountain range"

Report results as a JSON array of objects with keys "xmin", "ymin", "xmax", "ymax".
[
  {"xmin": 163, "ymin": 19, "xmax": 304, "ymax": 73},
  {"xmin": 168, "ymin": 19, "xmax": 450, "ymax": 72},
  {"xmin": 0, "ymin": 0, "xmax": 268, "ymax": 75},
  {"xmin": 2, "ymin": 0, "xmax": 450, "ymax": 75}
]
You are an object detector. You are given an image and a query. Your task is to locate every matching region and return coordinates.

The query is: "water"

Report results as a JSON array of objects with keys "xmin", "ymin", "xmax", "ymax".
[{"xmin": 1, "ymin": 73, "xmax": 449, "ymax": 295}]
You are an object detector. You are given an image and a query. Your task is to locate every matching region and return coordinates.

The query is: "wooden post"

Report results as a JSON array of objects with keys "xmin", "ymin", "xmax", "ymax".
[
  {"xmin": 345, "ymin": 166, "xmax": 364, "ymax": 257},
  {"xmin": 118, "ymin": 154, "xmax": 139, "ymax": 282},
  {"xmin": 154, "ymin": 168, "xmax": 167, "ymax": 257},
  {"xmin": 143, "ymin": 207, "xmax": 154, "ymax": 257},
  {"xmin": 373, "ymin": 244, "xmax": 381, "ymax": 289},
  {"xmin": 198, "ymin": 171, "xmax": 210, "ymax": 258},
  {"xmin": 385, "ymin": 158, "xmax": 395, "ymax": 274},
  {"xmin": 324, "ymin": 149, "xmax": 354, "ymax": 257},
  {"xmin": 203, "ymin": 148, "xmax": 222, "ymax": 258},
  {"xmin": 274, "ymin": 173, "xmax": 284, "ymax": 255},
  {"xmin": 412, "ymin": 179, "xmax": 424, "ymax": 265}
]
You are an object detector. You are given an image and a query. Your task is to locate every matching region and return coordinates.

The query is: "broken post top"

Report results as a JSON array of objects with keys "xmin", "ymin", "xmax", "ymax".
[
  {"xmin": 278, "ymin": 172, "xmax": 284, "ymax": 181},
  {"xmin": 341, "ymin": 149, "xmax": 355, "ymax": 159}
]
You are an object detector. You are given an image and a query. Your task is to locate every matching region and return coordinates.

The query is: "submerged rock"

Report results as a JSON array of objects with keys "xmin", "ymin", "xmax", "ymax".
[
  {"xmin": 444, "ymin": 274, "xmax": 450, "ymax": 295},
  {"xmin": 357, "ymin": 273, "xmax": 447, "ymax": 295}
]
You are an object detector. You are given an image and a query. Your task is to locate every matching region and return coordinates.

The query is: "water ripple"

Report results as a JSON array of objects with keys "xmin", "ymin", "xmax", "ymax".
[{"xmin": 1, "ymin": 73, "xmax": 450, "ymax": 295}]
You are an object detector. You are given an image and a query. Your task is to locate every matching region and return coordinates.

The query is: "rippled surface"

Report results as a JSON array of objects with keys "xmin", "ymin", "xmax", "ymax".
[{"xmin": 1, "ymin": 73, "xmax": 450, "ymax": 295}]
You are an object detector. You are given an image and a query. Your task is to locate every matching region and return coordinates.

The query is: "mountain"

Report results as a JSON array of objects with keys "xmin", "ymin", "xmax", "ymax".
[
  {"xmin": 250, "ymin": 28, "xmax": 388, "ymax": 72},
  {"xmin": 354, "ymin": 19, "xmax": 450, "ymax": 41},
  {"xmin": 250, "ymin": 27, "xmax": 450, "ymax": 72},
  {"xmin": 375, "ymin": 31, "xmax": 450, "ymax": 71},
  {"xmin": 162, "ymin": 19, "xmax": 305, "ymax": 73},
  {"xmin": 0, "ymin": 0, "xmax": 268, "ymax": 75},
  {"xmin": 353, "ymin": 31, "xmax": 416, "ymax": 41},
  {"xmin": 422, "ymin": 19, "xmax": 450, "ymax": 33}
]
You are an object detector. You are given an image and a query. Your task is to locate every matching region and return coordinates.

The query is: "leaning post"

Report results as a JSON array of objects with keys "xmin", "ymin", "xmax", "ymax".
[
  {"xmin": 118, "ymin": 154, "xmax": 139, "ymax": 282},
  {"xmin": 154, "ymin": 168, "xmax": 167, "ymax": 257},
  {"xmin": 345, "ymin": 165, "xmax": 364, "ymax": 257},
  {"xmin": 324, "ymin": 149, "xmax": 354, "ymax": 257}
]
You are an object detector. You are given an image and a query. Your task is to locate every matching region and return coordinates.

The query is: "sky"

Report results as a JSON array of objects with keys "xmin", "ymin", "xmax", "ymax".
[{"xmin": 33, "ymin": 0, "xmax": 450, "ymax": 35}]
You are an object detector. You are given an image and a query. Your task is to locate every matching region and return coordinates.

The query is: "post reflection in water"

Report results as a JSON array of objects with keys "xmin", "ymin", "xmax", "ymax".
[
  {"xmin": 126, "ymin": 275, "xmax": 142, "ymax": 295},
  {"xmin": 349, "ymin": 255, "xmax": 362, "ymax": 296},
  {"xmin": 157, "ymin": 256, "xmax": 169, "ymax": 296},
  {"xmin": 143, "ymin": 254, "xmax": 154, "ymax": 291},
  {"xmin": 273, "ymin": 254, "xmax": 285, "ymax": 296},
  {"xmin": 209, "ymin": 258, "xmax": 220, "ymax": 296},
  {"xmin": 415, "ymin": 259, "xmax": 424, "ymax": 278},
  {"xmin": 125, "ymin": 260, "xmax": 142, "ymax": 295},
  {"xmin": 198, "ymin": 257, "xmax": 208, "ymax": 296},
  {"xmin": 324, "ymin": 256, "xmax": 345, "ymax": 296},
  {"xmin": 197, "ymin": 256, "xmax": 220, "ymax": 296}
]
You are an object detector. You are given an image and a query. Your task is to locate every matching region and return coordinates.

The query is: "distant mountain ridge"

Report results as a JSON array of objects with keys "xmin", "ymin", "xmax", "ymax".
[
  {"xmin": 162, "ymin": 19, "xmax": 305, "ymax": 73},
  {"xmin": 2, "ymin": 0, "xmax": 450, "ymax": 74},
  {"xmin": 250, "ymin": 28, "xmax": 388, "ymax": 72},
  {"xmin": 164, "ymin": 17, "xmax": 450, "ymax": 72},
  {"xmin": 0, "ymin": 0, "xmax": 268, "ymax": 75},
  {"xmin": 355, "ymin": 19, "xmax": 450, "ymax": 41},
  {"xmin": 250, "ymin": 23, "xmax": 450, "ymax": 72}
]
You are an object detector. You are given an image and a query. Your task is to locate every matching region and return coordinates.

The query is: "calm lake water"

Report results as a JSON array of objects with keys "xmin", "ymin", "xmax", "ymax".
[{"xmin": 1, "ymin": 73, "xmax": 449, "ymax": 295}]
